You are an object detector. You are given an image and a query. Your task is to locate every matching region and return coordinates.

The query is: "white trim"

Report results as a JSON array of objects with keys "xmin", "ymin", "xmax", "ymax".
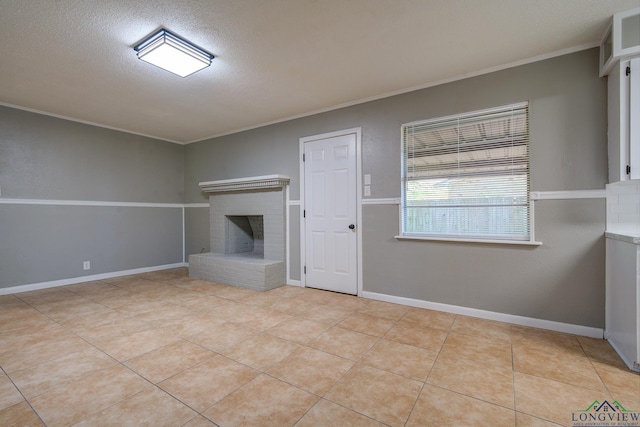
[
  {"xmin": 286, "ymin": 186, "xmax": 291, "ymax": 286},
  {"xmin": 182, "ymin": 208, "xmax": 186, "ymax": 263},
  {"xmin": 362, "ymin": 198, "xmax": 401, "ymax": 205},
  {"xmin": 199, "ymin": 174, "xmax": 290, "ymax": 193},
  {"xmin": 0, "ymin": 198, "xmax": 215, "ymax": 209},
  {"xmin": 530, "ymin": 189, "xmax": 606, "ymax": 200},
  {"xmin": 299, "ymin": 127, "xmax": 363, "ymax": 296},
  {"xmin": 605, "ymin": 232, "xmax": 640, "ymax": 245},
  {"xmin": 356, "ymin": 129, "xmax": 363, "ymax": 297},
  {"xmin": 0, "ymin": 102, "xmax": 182, "ymax": 145},
  {"xmin": 186, "ymin": 43, "xmax": 597, "ymax": 145},
  {"xmin": 362, "ymin": 290, "xmax": 603, "ymax": 339},
  {"xmin": 599, "ymin": 21, "xmax": 615, "ymax": 77},
  {"xmin": 287, "ymin": 199, "xmax": 301, "ymax": 206},
  {"xmin": 182, "ymin": 208, "xmax": 185, "ymax": 263},
  {"xmin": 200, "ymin": 174, "xmax": 290, "ymax": 185},
  {"xmin": 0, "ymin": 198, "xmax": 183, "ymax": 208},
  {"xmin": 299, "ymin": 139, "xmax": 306, "ymax": 288},
  {"xmin": 394, "ymin": 235, "xmax": 543, "ymax": 246},
  {"xmin": 530, "ymin": 192, "xmax": 537, "ymax": 243},
  {"xmin": 0, "ymin": 263, "xmax": 188, "ymax": 296},
  {"xmin": 286, "ymin": 279, "xmax": 302, "ymax": 287}
]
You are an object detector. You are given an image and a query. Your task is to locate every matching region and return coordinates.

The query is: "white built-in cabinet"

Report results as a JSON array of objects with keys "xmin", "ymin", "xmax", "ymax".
[
  {"xmin": 605, "ymin": 234, "xmax": 640, "ymax": 372},
  {"xmin": 602, "ymin": 8, "xmax": 640, "ymax": 373},
  {"xmin": 601, "ymin": 7, "xmax": 640, "ymax": 182}
]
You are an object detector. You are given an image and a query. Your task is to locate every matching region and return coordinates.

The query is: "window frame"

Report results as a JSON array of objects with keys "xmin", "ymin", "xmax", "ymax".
[{"xmin": 396, "ymin": 102, "xmax": 541, "ymax": 246}]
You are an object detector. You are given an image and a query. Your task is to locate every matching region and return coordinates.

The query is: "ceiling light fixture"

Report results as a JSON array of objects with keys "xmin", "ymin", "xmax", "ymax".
[{"xmin": 134, "ymin": 29, "xmax": 214, "ymax": 77}]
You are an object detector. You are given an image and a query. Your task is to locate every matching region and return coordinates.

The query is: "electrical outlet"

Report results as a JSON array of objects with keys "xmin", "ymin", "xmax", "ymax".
[
  {"xmin": 364, "ymin": 185, "xmax": 371, "ymax": 196},
  {"xmin": 83, "ymin": 261, "xmax": 90, "ymax": 270}
]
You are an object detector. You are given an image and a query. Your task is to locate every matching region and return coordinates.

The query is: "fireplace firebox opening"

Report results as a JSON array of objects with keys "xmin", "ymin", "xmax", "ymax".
[{"xmin": 225, "ymin": 215, "xmax": 264, "ymax": 257}]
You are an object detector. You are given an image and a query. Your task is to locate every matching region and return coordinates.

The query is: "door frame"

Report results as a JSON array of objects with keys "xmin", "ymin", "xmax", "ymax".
[{"xmin": 299, "ymin": 127, "xmax": 363, "ymax": 296}]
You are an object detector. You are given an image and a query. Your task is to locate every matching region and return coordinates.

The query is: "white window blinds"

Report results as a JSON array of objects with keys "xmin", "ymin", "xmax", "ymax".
[{"xmin": 401, "ymin": 102, "xmax": 530, "ymax": 241}]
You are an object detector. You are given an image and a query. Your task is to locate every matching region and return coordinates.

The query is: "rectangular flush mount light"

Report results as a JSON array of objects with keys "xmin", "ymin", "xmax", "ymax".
[{"xmin": 134, "ymin": 29, "xmax": 214, "ymax": 77}]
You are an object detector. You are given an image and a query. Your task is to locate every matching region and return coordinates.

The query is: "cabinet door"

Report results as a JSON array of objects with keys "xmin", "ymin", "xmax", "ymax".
[
  {"xmin": 630, "ymin": 57, "xmax": 639, "ymax": 179},
  {"xmin": 609, "ymin": 57, "xmax": 640, "ymax": 182}
]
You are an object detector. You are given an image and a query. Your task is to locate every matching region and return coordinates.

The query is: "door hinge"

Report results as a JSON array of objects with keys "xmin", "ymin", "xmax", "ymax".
[
  {"xmin": 303, "ymin": 210, "xmax": 306, "ymax": 218},
  {"xmin": 626, "ymin": 66, "xmax": 631, "ymax": 76},
  {"xmin": 302, "ymin": 153, "xmax": 305, "ymax": 162},
  {"xmin": 627, "ymin": 165, "xmax": 631, "ymax": 175},
  {"xmin": 304, "ymin": 266, "xmax": 306, "ymax": 274}
]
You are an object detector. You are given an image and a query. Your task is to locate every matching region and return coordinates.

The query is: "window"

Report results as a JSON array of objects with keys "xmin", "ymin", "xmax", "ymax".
[{"xmin": 401, "ymin": 102, "xmax": 531, "ymax": 243}]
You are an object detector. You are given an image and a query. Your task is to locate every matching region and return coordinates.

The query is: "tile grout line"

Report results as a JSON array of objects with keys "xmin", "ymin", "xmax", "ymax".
[
  {"xmin": 72, "ymin": 273, "xmax": 228, "ymax": 425},
  {"xmin": 0, "ymin": 365, "xmax": 48, "ymax": 427},
  {"xmin": 27, "ymin": 294, "xmax": 172, "ymax": 425},
  {"xmin": 578, "ymin": 337, "xmax": 616, "ymax": 400},
  {"xmin": 405, "ymin": 316, "xmax": 455, "ymax": 426},
  {"xmin": 8, "ymin": 274, "xmax": 198, "ymax": 426},
  {"xmin": 3, "ymin": 270, "xmax": 633, "ymax": 426},
  {"xmin": 291, "ymin": 298, "xmax": 404, "ymax": 426},
  {"xmin": 510, "ymin": 323, "xmax": 517, "ymax": 421}
]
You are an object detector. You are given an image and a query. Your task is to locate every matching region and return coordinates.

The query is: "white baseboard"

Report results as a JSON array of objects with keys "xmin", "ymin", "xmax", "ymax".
[
  {"xmin": 361, "ymin": 291, "xmax": 604, "ymax": 339},
  {"xmin": 0, "ymin": 263, "xmax": 188, "ymax": 295},
  {"xmin": 2, "ymin": 268, "xmax": 604, "ymax": 339}
]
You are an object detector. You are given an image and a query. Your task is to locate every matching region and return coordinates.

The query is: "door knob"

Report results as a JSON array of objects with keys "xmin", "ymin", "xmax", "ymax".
[{"xmin": 348, "ymin": 224, "xmax": 356, "ymax": 230}]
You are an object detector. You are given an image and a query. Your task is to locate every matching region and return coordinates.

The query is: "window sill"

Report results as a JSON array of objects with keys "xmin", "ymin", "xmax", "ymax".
[{"xmin": 394, "ymin": 235, "xmax": 543, "ymax": 246}]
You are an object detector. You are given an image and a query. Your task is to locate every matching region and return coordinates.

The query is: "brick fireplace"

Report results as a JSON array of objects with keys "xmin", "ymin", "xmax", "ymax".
[{"xmin": 188, "ymin": 175, "xmax": 289, "ymax": 291}]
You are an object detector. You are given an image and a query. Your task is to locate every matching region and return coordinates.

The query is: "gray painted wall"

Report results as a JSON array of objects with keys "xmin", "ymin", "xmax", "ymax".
[
  {"xmin": 362, "ymin": 200, "xmax": 605, "ymax": 327},
  {"xmin": 184, "ymin": 207, "xmax": 210, "ymax": 257},
  {"xmin": 0, "ymin": 107, "xmax": 185, "ymax": 288},
  {"xmin": 0, "ymin": 48, "xmax": 608, "ymax": 328},
  {"xmin": 0, "ymin": 106, "xmax": 184, "ymax": 203},
  {"xmin": 288, "ymin": 205, "xmax": 301, "ymax": 280},
  {"xmin": 185, "ymin": 48, "xmax": 607, "ymax": 327},
  {"xmin": 186, "ymin": 50, "xmax": 606, "ymax": 201},
  {"xmin": 0, "ymin": 205, "xmax": 182, "ymax": 287}
]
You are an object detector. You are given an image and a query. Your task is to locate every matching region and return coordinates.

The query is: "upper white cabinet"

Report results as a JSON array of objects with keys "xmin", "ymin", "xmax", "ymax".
[
  {"xmin": 600, "ymin": 8, "xmax": 640, "ymax": 77},
  {"xmin": 601, "ymin": 8, "xmax": 640, "ymax": 183}
]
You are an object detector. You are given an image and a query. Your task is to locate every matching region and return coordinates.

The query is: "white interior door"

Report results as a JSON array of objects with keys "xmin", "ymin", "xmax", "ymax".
[{"xmin": 303, "ymin": 132, "xmax": 358, "ymax": 295}]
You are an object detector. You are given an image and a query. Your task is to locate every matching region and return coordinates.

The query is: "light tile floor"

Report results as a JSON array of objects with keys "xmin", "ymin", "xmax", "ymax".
[{"xmin": 0, "ymin": 268, "xmax": 638, "ymax": 426}]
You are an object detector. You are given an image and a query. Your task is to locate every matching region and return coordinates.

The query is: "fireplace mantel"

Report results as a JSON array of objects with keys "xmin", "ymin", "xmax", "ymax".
[{"xmin": 199, "ymin": 174, "xmax": 290, "ymax": 194}]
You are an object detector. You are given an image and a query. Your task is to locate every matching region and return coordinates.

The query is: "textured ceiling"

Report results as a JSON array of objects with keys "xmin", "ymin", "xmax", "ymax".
[{"xmin": 0, "ymin": 0, "xmax": 638, "ymax": 144}]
